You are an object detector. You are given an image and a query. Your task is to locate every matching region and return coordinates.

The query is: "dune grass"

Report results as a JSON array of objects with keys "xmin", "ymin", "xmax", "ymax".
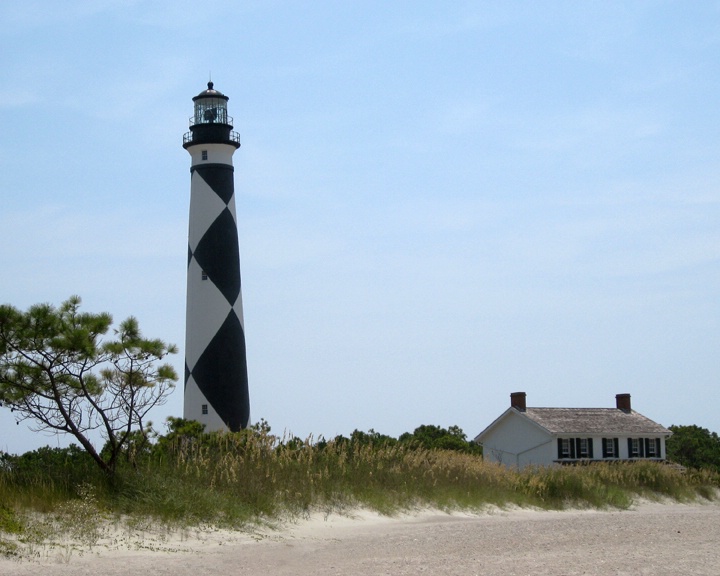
[{"xmin": 1, "ymin": 429, "xmax": 719, "ymax": 556}]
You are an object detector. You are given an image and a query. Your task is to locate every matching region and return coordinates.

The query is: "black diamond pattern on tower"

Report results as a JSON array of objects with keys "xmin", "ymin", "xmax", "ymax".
[
  {"xmin": 192, "ymin": 207, "xmax": 241, "ymax": 305},
  {"xmin": 194, "ymin": 165, "xmax": 235, "ymax": 205},
  {"xmin": 190, "ymin": 311, "xmax": 249, "ymax": 431}
]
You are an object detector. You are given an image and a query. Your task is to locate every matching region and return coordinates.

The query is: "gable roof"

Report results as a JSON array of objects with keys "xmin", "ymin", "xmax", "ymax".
[
  {"xmin": 475, "ymin": 406, "xmax": 671, "ymax": 443},
  {"xmin": 520, "ymin": 407, "xmax": 670, "ymax": 436}
]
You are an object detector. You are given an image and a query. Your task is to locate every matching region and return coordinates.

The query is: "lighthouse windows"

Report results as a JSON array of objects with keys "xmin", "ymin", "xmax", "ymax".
[
  {"xmin": 201, "ymin": 270, "xmax": 208, "ymax": 281},
  {"xmin": 201, "ymin": 150, "xmax": 208, "ymax": 161},
  {"xmin": 201, "ymin": 404, "xmax": 208, "ymax": 415}
]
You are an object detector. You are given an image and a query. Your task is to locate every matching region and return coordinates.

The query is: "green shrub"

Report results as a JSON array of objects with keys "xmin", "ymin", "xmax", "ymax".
[
  {"xmin": 0, "ymin": 503, "xmax": 23, "ymax": 534},
  {"xmin": 667, "ymin": 425, "xmax": 720, "ymax": 472}
]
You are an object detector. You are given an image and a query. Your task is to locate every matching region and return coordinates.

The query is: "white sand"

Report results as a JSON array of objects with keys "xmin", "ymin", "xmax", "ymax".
[{"xmin": 3, "ymin": 500, "xmax": 720, "ymax": 575}]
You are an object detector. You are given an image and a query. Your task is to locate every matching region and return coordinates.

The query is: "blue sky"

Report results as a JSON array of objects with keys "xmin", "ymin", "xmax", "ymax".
[{"xmin": 1, "ymin": 1, "xmax": 719, "ymax": 454}]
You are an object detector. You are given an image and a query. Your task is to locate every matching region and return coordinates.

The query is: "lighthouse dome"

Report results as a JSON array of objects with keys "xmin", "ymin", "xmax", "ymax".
[{"xmin": 193, "ymin": 81, "xmax": 229, "ymax": 101}]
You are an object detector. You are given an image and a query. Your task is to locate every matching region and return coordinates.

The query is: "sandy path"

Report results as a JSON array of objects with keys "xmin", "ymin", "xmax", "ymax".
[{"xmin": 2, "ymin": 501, "xmax": 719, "ymax": 575}]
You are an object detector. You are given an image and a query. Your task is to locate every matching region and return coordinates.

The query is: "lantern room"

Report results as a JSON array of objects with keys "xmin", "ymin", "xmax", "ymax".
[
  {"xmin": 183, "ymin": 82, "xmax": 240, "ymax": 149},
  {"xmin": 193, "ymin": 82, "xmax": 229, "ymax": 125}
]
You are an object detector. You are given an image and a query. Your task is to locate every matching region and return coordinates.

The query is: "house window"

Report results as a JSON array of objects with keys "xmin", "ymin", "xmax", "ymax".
[
  {"xmin": 628, "ymin": 438, "xmax": 662, "ymax": 459},
  {"xmin": 201, "ymin": 404, "xmax": 208, "ymax": 415},
  {"xmin": 559, "ymin": 438, "xmax": 571, "ymax": 459},
  {"xmin": 201, "ymin": 270, "xmax": 208, "ymax": 281},
  {"xmin": 645, "ymin": 438, "xmax": 661, "ymax": 458},
  {"xmin": 604, "ymin": 439, "xmax": 615, "ymax": 457},
  {"xmin": 602, "ymin": 438, "xmax": 619, "ymax": 458},
  {"xmin": 578, "ymin": 438, "xmax": 589, "ymax": 458},
  {"xmin": 201, "ymin": 150, "xmax": 208, "ymax": 160},
  {"xmin": 557, "ymin": 437, "xmax": 594, "ymax": 460}
]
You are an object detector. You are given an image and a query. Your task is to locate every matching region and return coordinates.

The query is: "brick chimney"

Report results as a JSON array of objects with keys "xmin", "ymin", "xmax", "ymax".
[
  {"xmin": 510, "ymin": 392, "xmax": 527, "ymax": 411},
  {"xmin": 616, "ymin": 393, "xmax": 631, "ymax": 412}
]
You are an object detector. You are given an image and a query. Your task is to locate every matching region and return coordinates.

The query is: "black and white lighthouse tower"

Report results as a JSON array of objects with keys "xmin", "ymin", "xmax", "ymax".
[{"xmin": 182, "ymin": 82, "xmax": 250, "ymax": 432}]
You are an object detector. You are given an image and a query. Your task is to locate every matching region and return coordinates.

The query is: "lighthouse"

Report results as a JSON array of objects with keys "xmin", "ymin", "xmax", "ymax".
[{"xmin": 182, "ymin": 82, "xmax": 250, "ymax": 432}]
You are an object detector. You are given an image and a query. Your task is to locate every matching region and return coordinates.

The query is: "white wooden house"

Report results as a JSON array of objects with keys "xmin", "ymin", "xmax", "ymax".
[{"xmin": 474, "ymin": 392, "xmax": 671, "ymax": 468}]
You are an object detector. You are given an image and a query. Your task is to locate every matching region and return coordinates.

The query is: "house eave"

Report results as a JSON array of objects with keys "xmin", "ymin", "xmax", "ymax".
[{"xmin": 474, "ymin": 407, "xmax": 553, "ymax": 444}]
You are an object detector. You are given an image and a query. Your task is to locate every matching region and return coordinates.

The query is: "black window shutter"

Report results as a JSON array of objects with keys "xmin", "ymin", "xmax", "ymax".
[
  {"xmin": 614, "ymin": 438, "xmax": 619, "ymax": 458},
  {"xmin": 588, "ymin": 438, "xmax": 594, "ymax": 459},
  {"xmin": 570, "ymin": 438, "xmax": 576, "ymax": 459},
  {"xmin": 640, "ymin": 438, "xmax": 646, "ymax": 457},
  {"xmin": 627, "ymin": 438, "xmax": 633, "ymax": 458},
  {"xmin": 656, "ymin": 438, "xmax": 661, "ymax": 458},
  {"xmin": 558, "ymin": 438, "xmax": 564, "ymax": 459},
  {"xmin": 602, "ymin": 438, "xmax": 608, "ymax": 458}
]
